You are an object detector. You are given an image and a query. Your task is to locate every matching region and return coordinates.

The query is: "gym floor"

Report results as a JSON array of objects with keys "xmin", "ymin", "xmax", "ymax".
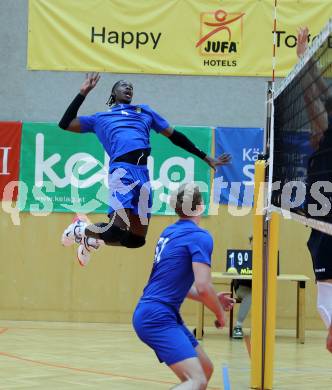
[{"xmin": 0, "ymin": 321, "xmax": 330, "ymax": 389}]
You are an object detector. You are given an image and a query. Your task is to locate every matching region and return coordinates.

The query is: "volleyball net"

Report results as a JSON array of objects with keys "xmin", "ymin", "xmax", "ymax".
[
  {"xmin": 269, "ymin": 19, "xmax": 332, "ymax": 233},
  {"xmin": 250, "ymin": 19, "xmax": 332, "ymax": 390}
]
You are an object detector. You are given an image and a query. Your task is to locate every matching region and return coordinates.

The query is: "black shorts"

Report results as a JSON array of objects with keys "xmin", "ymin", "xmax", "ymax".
[{"xmin": 307, "ymin": 229, "xmax": 332, "ymax": 280}]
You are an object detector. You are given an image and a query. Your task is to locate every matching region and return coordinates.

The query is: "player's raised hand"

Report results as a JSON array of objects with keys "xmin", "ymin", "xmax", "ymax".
[
  {"xmin": 217, "ymin": 292, "xmax": 235, "ymax": 311},
  {"xmin": 204, "ymin": 153, "xmax": 231, "ymax": 171},
  {"xmin": 80, "ymin": 72, "xmax": 101, "ymax": 96},
  {"xmin": 296, "ymin": 27, "xmax": 309, "ymax": 58}
]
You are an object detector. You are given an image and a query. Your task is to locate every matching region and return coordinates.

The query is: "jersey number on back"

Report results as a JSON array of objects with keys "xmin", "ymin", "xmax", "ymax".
[{"xmin": 154, "ymin": 237, "xmax": 169, "ymax": 264}]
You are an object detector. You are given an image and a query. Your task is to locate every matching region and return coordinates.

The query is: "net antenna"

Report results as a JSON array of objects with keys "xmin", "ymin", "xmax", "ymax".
[
  {"xmin": 268, "ymin": 18, "xmax": 332, "ymax": 235},
  {"xmin": 254, "ymin": 4, "xmax": 280, "ymax": 390},
  {"xmin": 266, "ymin": 0, "xmax": 279, "ymax": 217}
]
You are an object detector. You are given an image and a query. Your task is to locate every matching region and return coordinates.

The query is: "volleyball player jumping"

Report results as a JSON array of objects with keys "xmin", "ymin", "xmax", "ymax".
[{"xmin": 58, "ymin": 73, "xmax": 231, "ymax": 266}]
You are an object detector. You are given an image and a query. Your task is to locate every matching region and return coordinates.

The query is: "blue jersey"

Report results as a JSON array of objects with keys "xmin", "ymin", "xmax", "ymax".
[
  {"xmin": 79, "ymin": 104, "xmax": 169, "ymax": 165},
  {"xmin": 139, "ymin": 220, "xmax": 213, "ymax": 312}
]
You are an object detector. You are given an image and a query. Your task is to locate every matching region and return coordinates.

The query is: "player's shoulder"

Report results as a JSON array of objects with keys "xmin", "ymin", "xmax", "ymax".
[
  {"xmin": 185, "ymin": 225, "xmax": 213, "ymax": 250},
  {"xmin": 160, "ymin": 222, "xmax": 178, "ymax": 237},
  {"xmin": 191, "ymin": 227, "xmax": 213, "ymax": 243},
  {"xmin": 176, "ymin": 221, "xmax": 213, "ymax": 241},
  {"xmin": 93, "ymin": 110, "xmax": 111, "ymax": 117}
]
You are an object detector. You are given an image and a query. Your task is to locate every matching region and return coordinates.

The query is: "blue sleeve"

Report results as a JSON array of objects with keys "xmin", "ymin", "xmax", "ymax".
[
  {"xmin": 147, "ymin": 106, "xmax": 170, "ymax": 133},
  {"xmin": 189, "ymin": 232, "xmax": 213, "ymax": 266},
  {"xmin": 79, "ymin": 114, "xmax": 97, "ymax": 133}
]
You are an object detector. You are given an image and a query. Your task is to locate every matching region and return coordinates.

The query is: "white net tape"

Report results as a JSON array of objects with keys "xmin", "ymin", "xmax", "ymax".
[{"xmin": 269, "ymin": 205, "xmax": 332, "ymax": 235}]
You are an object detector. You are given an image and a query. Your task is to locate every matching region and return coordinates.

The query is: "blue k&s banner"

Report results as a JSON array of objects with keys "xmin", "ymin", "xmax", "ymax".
[{"xmin": 214, "ymin": 127, "xmax": 264, "ymax": 206}]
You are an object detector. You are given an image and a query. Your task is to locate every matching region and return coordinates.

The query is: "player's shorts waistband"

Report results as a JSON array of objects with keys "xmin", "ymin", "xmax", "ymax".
[
  {"xmin": 136, "ymin": 300, "xmax": 183, "ymax": 322},
  {"xmin": 114, "ymin": 148, "xmax": 151, "ymax": 165}
]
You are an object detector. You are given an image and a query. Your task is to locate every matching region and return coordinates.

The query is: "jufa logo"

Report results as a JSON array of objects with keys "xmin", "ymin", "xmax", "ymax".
[{"xmin": 196, "ymin": 9, "xmax": 244, "ymax": 56}]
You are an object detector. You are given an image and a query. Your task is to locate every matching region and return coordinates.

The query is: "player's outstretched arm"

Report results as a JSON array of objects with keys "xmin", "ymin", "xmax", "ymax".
[
  {"xmin": 161, "ymin": 127, "xmax": 231, "ymax": 170},
  {"xmin": 297, "ymin": 27, "xmax": 329, "ymax": 101},
  {"xmin": 187, "ymin": 286, "xmax": 234, "ymax": 311},
  {"xmin": 58, "ymin": 72, "xmax": 100, "ymax": 133},
  {"xmin": 296, "ymin": 28, "xmax": 328, "ymax": 145},
  {"xmin": 296, "ymin": 26, "xmax": 309, "ymax": 59},
  {"xmin": 190, "ymin": 262, "xmax": 226, "ymax": 328}
]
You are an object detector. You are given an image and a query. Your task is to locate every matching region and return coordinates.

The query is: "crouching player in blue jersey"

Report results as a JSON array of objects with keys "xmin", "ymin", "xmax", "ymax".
[
  {"xmin": 133, "ymin": 184, "xmax": 234, "ymax": 389},
  {"xmin": 58, "ymin": 73, "xmax": 231, "ymax": 266}
]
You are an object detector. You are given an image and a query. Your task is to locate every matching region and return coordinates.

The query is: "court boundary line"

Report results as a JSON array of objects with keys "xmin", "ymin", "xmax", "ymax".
[
  {"xmin": 0, "ymin": 351, "xmax": 221, "ymax": 390},
  {"xmin": 0, "ymin": 325, "xmax": 134, "ymax": 333},
  {"xmin": 222, "ymin": 365, "xmax": 231, "ymax": 390}
]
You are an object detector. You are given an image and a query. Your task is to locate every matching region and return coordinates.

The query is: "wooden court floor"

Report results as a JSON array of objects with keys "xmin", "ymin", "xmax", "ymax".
[{"xmin": 0, "ymin": 321, "xmax": 331, "ymax": 389}]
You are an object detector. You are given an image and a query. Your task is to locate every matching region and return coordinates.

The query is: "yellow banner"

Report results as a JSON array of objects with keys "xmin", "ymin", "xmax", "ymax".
[{"xmin": 27, "ymin": 0, "xmax": 332, "ymax": 77}]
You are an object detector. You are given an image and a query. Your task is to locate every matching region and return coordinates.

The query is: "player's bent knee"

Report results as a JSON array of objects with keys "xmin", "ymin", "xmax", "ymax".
[
  {"xmin": 317, "ymin": 281, "xmax": 332, "ymax": 328},
  {"xmin": 121, "ymin": 232, "xmax": 146, "ymax": 248},
  {"xmin": 204, "ymin": 361, "xmax": 213, "ymax": 380},
  {"xmin": 85, "ymin": 223, "xmax": 109, "ymax": 239},
  {"xmin": 193, "ymin": 375, "xmax": 208, "ymax": 390},
  {"xmin": 187, "ymin": 369, "xmax": 208, "ymax": 390},
  {"xmin": 96, "ymin": 224, "xmax": 126, "ymax": 244},
  {"xmin": 196, "ymin": 348, "xmax": 213, "ymax": 380},
  {"xmin": 89, "ymin": 224, "xmax": 146, "ymax": 247}
]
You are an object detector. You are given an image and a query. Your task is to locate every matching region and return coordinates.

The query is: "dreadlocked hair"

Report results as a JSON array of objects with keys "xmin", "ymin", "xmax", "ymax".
[
  {"xmin": 169, "ymin": 183, "xmax": 203, "ymax": 217},
  {"xmin": 106, "ymin": 80, "xmax": 125, "ymax": 107}
]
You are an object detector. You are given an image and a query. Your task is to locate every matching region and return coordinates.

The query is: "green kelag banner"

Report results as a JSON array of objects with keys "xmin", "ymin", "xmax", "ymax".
[{"xmin": 18, "ymin": 123, "xmax": 212, "ymax": 215}]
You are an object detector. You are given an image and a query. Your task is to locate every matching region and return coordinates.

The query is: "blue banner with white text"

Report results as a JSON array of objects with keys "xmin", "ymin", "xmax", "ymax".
[{"xmin": 214, "ymin": 127, "xmax": 264, "ymax": 206}]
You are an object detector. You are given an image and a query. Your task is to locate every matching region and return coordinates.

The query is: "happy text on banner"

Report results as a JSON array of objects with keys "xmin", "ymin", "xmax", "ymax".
[{"xmin": 28, "ymin": 0, "xmax": 332, "ymax": 77}]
